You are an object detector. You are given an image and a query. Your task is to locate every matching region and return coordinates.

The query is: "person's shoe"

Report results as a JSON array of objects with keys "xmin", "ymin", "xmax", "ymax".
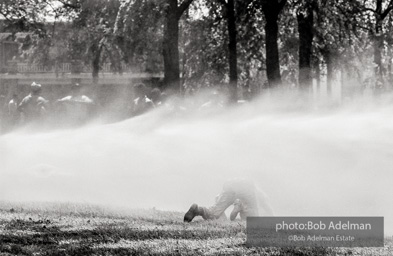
[{"xmin": 184, "ymin": 203, "xmax": 199, "ymax": 222}]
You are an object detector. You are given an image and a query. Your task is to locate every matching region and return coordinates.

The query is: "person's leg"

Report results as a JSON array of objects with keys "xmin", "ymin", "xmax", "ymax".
[
  {"xmin": 207, "ymin": 191, "xmax": 235, "ymax": 219},
  {"xmin": 214, "ymin": 194, "xmax": 227, "ymax": 220},
  {"xmin": 230, "ymin": 199, "xmax": 261, "ymax": 221},
  {"xmin": 184, "ymin": 191, "xmax": 235, "ymax": 222}
]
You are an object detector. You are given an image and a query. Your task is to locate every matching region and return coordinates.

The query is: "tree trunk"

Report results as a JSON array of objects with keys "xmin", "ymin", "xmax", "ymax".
[
  {"xmin": 373, "ymin": 0, "xmax": 383, "ymax": 86},
  {"xmin": 163, "ymin": 0, "xmax": 193, "ymax": 93},
  {"xmin": 374, "ymin": 19, "xmax": 383, "ymax": 84},
  {"xmin": 297, "ymin": 6, "xmax": 314, "ymax": 91},
  {"xmin": 388, "ymin": 45, "xmax": 392, "ymax": 87},
  {"xmin": 388, "ymin": 14, "xmax": 393, "ymax": 88},
  {"xmin": 341, "ymin": 66, "xmax": 345, "ymax": 101},
  {"xmin": 325, "ymin": 50, "xmax": 333, "ymax": 96},
  {"xmin": 227, "ymin": 0, "xmax": 238, "ymax": 102},
  {"xmin": 264, "ymin": 14, "xmax": 282, "ymax": 88},
  {"xmin": 163, "ymin": 1, "xmax": 180, "ymax": 91},
  {"xmin": 315, "ymin": 57, "xmax": 320, "ymax": 93},
  {"xmin": 92, "ymin": 43, "xmax": 102, "ymax": 85},
  {"xmin": 261, "ymin": 0, "xmax": 287, "ymax": 88}
]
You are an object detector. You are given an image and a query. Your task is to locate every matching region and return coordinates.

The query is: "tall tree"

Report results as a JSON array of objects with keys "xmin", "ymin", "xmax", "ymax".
[
  {"xmin": 297, "ymin": 0, "xmax": 314, "ymax": 91},
  {"xmin": 372, "ymin": 0, "xmax": 393, "ymax": 84},
  {"xmin": 114, "ymin": 0, "xmax": 164, "ymax": 74},
  {"xmin": 62, "ymin": 0, "xmax": 121, "ymax": 83},
  {"xmin": 216, "ymin": 0, "xmax": 238, "ymax": 102},
  {"xmin": 313, "ymin": 0, "xmax": 358, "ymax": 96},
  {"xmin": 163, "ymin": 0, "xmax": 193, "ymax": 92},
  {"xmin": 261, "ymin": 0, "xmax": 287, "ymax": 88},
  {"xmin": 346, "ymin": 0, "xmax": 393, "ymax": 88},
  {"xmin": 182, "ymin": 0, "xmax": 265, "ymax": 98}
]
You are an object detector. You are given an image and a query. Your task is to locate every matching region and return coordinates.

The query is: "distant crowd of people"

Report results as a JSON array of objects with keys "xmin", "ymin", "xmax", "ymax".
[
  {"xmin": 1, "ymin": 81, "xmax": 211, "ymax": 133},
  {"xmin": 0, "ymin": 82, "xmax": 97, "ymax": 133}
]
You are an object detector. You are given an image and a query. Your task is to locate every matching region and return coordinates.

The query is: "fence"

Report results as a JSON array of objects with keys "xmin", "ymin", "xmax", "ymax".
[{"xmin": 12, "ymin": 62, "xmax": 138, "ymax": 74}]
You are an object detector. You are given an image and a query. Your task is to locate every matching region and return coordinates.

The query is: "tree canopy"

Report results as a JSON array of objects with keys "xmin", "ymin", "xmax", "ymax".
[{"xmin": 2, "ymin": 0, "xmax": 393, "ymax": 99}]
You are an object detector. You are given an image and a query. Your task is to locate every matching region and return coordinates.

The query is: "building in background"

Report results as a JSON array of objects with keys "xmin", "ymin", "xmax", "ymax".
[{"xmin": 0, "ymin": 33, "xmax": 18, "ymax": 73}]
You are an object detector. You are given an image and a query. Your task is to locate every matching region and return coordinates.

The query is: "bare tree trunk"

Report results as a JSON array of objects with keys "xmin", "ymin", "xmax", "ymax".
[
  {"xmin": 163, "ymin": 2, "xmax": 180, "ymax": 91},
  {"xmin": 388, "ymin": 45, "xmax": 392, "ymax": 88},
  {"xmin": 227, "ymin": 0, "xmax": 238, "ymax": 102},
  {"xmin": 265, "ymin": 16, "xmax": 282, "ymax": 88},
  {"xmin": 92, "ymin": 43, "xmax": 103, "ymax": 85},
  {"xmin": 388, "ymin": 14, "xmax": 393, "ymax": 88},
  {"xmin": 325, "ymin": 50, "xmax": 333, "ymax": 96},
  {"xmin": 341, "ymin": 66, "xmax": 345, "ymax": 102},
  {"xmin": 374, "ymin": 0, "xmax": 383, "ymax": 85},
  {"xmin": 163, "ymin": 0, "xmax": 193, "ymax": 93},
  {"xmin": 261, "ymin": 0, "xmax": 287, "ymax": 88},
  {"xmin": 374, "ymin": 19, "xmax": 383, "ymax": 84},
  {"xmin": 297, "ymin": 4, "xmax": 314, "ymax": 91},
  {"xmin": 315, "ymin": 57, "xmax": 321, "ymax": 93}
]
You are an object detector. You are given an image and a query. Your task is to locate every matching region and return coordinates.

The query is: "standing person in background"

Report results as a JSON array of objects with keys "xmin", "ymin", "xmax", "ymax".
[
  {"xmin": 184, "ymin": 179, "xmax": 274, "ymax": 222},
  {"xmin": 18, "ymin": 82, "xmax": 48, "ymax": 125},
  {"xmin": 7, "ymin": 93, "xmax": 20, "ymax": 129},
  {"xmin": 131, "ymin": 83, "xmax": 154, "ymax": 116},
  {"xmin": 0, "ymin": 95, "xmax": 7, "ymax": 133},
  {"xmin": 56, "ymin": 83, "xmax": 94, "ymax": 126},
  {"xmin": 150, "ymin": 87, "xmax": 162, "ymax": 107}
]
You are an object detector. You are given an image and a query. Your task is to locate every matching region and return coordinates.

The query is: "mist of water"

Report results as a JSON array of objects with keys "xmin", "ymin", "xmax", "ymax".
[{"xmin": 1, "ymin": 92, "xmax": 392, "ymax": 233}]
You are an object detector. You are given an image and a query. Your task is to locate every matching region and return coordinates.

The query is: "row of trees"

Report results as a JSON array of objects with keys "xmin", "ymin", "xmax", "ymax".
[{"xmin": 2, "ymin": 0, "xmax": 393, "ymax": 100}]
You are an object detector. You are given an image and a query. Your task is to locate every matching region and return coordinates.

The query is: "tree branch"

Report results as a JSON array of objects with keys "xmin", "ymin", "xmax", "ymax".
[
  {"xmin": 57, "ymin": 0, "xmax": 80, "ymax": 10},
  {"xmin": 177, "ymin": 0, "xmax": 194, "ymax": 18},
  {"xmin": 353, "ymin": 22, "xmax": 372, "ymax": 33},
  {"xmin": 381, "ymin": 7, "xmax": 393, "ymax": 19},
  {"xmin": 381, "ymin": 0, "xmax": 393, "ymax": 20},
  {"xmin": 363, "ymin": 7, "xmax": 376, "ymax": 13}
]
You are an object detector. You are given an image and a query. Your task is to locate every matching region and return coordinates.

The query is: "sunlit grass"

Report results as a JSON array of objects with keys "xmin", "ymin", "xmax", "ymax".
[{"xmin": 0, "ymin": 201, "xmax": 391, "ymax": 255}]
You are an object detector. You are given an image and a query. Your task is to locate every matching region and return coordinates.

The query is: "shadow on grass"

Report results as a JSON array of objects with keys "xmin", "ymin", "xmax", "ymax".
[
  {"xmin": 0, "ymin": 219, "xmax": 244, "ymax": 255},
  {"xmin": 0, "ymin": 218, "xmax": 352, "ymax": 256}
]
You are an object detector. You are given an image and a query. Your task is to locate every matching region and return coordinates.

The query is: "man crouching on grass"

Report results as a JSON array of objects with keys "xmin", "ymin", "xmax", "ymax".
[{"xmin": 184, "ymin": 179, "xmax": 274, "ymax": 222}]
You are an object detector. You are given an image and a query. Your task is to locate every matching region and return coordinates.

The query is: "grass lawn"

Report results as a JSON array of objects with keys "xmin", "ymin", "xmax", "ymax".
[{"xmin": 0, "ymin": 202, "xmax": 391, "ymax": 255}]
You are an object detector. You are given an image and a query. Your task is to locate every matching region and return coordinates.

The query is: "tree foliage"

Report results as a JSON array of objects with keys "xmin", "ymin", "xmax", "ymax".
[
  {"xmin": 2, "ymin": 0, "xmax": 393, "ymax": 97},
  {"xmin": 114, "ymin": 0, "xmax": 164, "ymax": 73}
]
